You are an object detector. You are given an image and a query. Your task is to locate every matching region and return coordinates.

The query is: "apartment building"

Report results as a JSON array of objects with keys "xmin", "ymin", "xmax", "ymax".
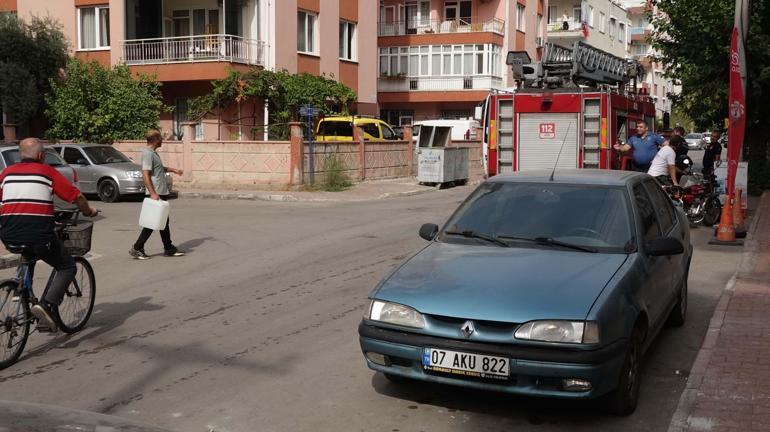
[
  {"xmin": 12, "ymin": 0, "xmax": 377, "ymax": 140},
  {"xmin": 624, "ymin": 1, "xmax": 675, "ymax": 119},
  {"xmin": 546, "ymin": 0, "xmax": 630, "ymax": 59},
  {"xmin": 377, "ymin": 0, "xmax": 545, "ymax": 126}
]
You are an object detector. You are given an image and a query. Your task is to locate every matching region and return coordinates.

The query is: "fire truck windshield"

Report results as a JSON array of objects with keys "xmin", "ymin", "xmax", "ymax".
[{"xmin": 439, "ymin": 182, "xmax": 634, "ymax": 253}]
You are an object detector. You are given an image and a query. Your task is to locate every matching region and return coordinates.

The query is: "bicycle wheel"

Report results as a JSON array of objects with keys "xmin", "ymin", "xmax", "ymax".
[
  {"xmin": 0, "ymin": 280, "xmax": 30, "ymax": 370},
  {"xmin": 56, "ymin": 257, "xmax": 95, "ymax": 334}
]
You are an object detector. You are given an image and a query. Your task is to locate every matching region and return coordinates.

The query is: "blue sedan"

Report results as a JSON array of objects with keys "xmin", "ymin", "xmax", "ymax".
[{"xmin": 358, "ymin": 169, "xmax": 692, "ymax": 415}]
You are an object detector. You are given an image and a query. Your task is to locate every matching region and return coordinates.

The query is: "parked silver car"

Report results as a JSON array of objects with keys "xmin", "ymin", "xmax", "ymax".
[
  {"xmin": 684, "ymin": 133, "xmax": 706, "ymax": 150},
  {"xmin": 51, "ymin": 144, "xmax": 173, "ymax": 203},
  {"xmin": 0, "ymin": 144, "xmax": 79, "ymax": 208}
]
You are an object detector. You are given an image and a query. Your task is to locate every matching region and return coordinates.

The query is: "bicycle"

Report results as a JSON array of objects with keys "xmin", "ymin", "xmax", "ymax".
[{"xmin": 0, "ymin": 209, "xmax": 96, "ymax": 370}]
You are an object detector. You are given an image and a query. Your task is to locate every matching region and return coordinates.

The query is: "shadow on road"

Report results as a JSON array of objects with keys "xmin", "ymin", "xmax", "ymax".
[{"xmin": 175, "ymin": 237, "xmax": 213, "ymax": 253}]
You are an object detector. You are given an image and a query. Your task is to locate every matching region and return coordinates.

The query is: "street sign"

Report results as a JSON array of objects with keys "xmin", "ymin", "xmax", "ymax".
[
  {"xmin": 300, "ymin": 104, "xmax": 319, "ymax": 118},
  {"xmin": 299, "ymin": 104, "xmax": 318, "ymax": 185}
]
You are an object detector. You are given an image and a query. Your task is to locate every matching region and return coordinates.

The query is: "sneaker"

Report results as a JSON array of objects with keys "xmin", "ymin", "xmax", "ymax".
[
  {"xmin": 129, "ymin": 248, "xmax": 151, "ymax": 260},
  {"xmin": 31, "ymin": 303, "xmax": 57, "ymax": 332},
  {"xmin": 163, "ymin": 248, "xmax": 185, "ymax": 257}
]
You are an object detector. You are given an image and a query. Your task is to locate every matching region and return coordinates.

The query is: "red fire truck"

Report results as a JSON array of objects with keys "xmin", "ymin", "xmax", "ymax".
[{"xmin": 477, "ymin": 42, "xmax": 658, "ymax": 177}]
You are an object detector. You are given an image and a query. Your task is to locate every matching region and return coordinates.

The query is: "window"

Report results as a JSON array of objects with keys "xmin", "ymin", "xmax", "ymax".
[
  {"xmin": 633, "ymin": 183, "xmax": 660, "ymax": 243},
  {"xmin": 78, "ymin": 6, "xmax": 110, "ymax": 50},
  {"xmin": 516, "ymin": 4, "xmax": 525, "ymax": 31},
  {"xmin": 588, "ymin": 6, "xmax": 594, "ymax": 27},
  {"xmin": 619, "ymin": 22, "xmax": 626, "ymax": 43},
  {"xmin": 643, "ymin": 180, "xmax": 675, "ymax": 234},
  {"xmin": 444, "ymin": 1, "xmax": 472, "ymax": 22},
  {"xmin": 339, "ymin": 21, "xmax": 356, "ymax": 60},
  {"xmin": 381, "ymin": 124, "xmax": 397, "ymax": 140},
  {"xmin": 599, "ymin": 12, "xmax": 606, "ymax": 33},
  {"xmin": 609, "ymin": 17, "xmax": 617, "ymax": 39},
  {"xmin": 361, "ymin": 123, "xmax": 381, "ymax": 139},
  {"xmin": 63, "ymin": 148, "xmax": 87, "ymax": 165},
  {"xmin": 379, "ymin": 44, "xmax": 500, "ymax": 77},
  {"xmin": 297, "ymin": 11, "xmax": 317, "ymax": 54},
  {"xmin": 548, "ymin": 5, "xmax": 557, "ymax": 24},
  {"xmin": 572, "ymin": 6, "xmax": 581, "ymax": 23}
]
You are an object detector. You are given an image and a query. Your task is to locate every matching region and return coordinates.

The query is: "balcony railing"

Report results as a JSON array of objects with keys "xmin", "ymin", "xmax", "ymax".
[
  {"xmin": 378, "ymin": 18, "xmax": 505, "ymax": 37},
  {"xmin": 378, "ymin": 75, "xmax": 503, "ymax": 92},
  {"xmin": 122, "ymin": 34, "xmax": 265, "ymax": 66},
  {"xmin": 546, "ymin": 21, "xmax": 586, "ymax": 37}
]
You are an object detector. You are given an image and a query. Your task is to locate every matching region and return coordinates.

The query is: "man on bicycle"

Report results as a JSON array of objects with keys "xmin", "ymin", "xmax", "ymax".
[{"xmin": 0, "ymin": 138, "xmax": 97, "ymax": 331}]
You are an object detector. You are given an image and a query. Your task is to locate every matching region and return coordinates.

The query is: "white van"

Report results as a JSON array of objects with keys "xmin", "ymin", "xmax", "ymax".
[{"xmin": 412, "ymin": 119, "xmax": 480, "ymax": 143}]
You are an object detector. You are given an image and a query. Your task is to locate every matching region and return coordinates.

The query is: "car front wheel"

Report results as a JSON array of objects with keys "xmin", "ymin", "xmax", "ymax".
[
  {"xmin": 606, "ymin": 327, "xmax": 643, "ymax": 416},
  {"xmin": 97, "ymin": 179, "xmax": 121, "ymax": 203}
]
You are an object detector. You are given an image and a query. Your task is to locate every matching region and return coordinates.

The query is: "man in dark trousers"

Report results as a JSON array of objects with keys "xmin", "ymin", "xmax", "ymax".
[
  {"xmin": 0, "ymin": 138, "xmax": 98, "ymax": 330},
  {"xmin": 702, "ymin": 130, "xmax": 723, "ymax": 176},
  {"xmin": 613, "ymin": 120, "xmax": 665, "ymax": 172},
  {"xmin": 129, "ymin": 129, "xmax": 185, "ymax": 260}
]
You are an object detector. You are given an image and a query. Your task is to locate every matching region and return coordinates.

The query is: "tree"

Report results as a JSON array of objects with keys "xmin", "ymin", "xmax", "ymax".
[
  {"xmin": 0, "ymin": 14, "xmax": 68, "ymax": 124},
  {"xmin": 46, "ymin": 59, "xmax": 171, "ymax": 143},
  {"xmin": 188, "ymin": 69, "xmax": 357, "ymax": 140},
  {"xmin": 650, "ymin": 0, "xmax": 770, "ymax": 193}
]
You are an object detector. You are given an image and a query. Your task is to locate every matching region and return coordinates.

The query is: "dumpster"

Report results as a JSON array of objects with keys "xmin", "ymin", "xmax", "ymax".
[{"xmin": 417, "ymin": 125, "xmax": 469, "ymax": 187}]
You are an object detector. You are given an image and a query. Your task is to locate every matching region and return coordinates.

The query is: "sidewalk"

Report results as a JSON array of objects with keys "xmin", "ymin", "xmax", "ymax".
[
  {"xmin": 173, "ymin": 177, "xmax": 472, "ymax": 203},
  {"xmin": 670, "ymin": 191, "xmax": 770, "ymax": 432}
]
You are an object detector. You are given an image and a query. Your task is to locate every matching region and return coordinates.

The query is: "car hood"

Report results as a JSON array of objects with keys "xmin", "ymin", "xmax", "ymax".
[
  {"xmin": 99, "ymin": 161, "xmax": 142, "ymax": 171},
  {"xmin": 374, "ymin": 242, "xmax": 628, "ymax": 323}
]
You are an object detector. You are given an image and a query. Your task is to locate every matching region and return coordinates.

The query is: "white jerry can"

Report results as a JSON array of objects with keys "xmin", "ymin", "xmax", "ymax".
[{"xmin": 138, "ymin": 198, "xmax": 170, "ymax": 230}]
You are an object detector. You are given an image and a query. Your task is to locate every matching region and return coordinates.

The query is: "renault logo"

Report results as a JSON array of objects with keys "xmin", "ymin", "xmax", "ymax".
[{"xmin": 460, "ymin": 321, "xmax": 475, "ymax": 338}]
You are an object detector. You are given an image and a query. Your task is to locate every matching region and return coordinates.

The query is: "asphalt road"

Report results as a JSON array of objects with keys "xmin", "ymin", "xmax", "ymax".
[{"xmin": 0, "ymin": 184, "xmax": 743, "ymax": 432}]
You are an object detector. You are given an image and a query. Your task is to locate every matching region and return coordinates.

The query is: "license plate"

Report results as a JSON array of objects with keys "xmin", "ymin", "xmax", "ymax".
[{"xmin": 422, "ymin": 348, "xmax": 509, "ymax": 380}]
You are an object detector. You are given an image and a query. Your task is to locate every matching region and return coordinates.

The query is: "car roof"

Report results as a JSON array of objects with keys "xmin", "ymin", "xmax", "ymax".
[
  {"xmin": 488, "ymin": 169, "xmax": 646, "ymax": 186},
  {"xmin": 321, "ymin": 116, "xmax": 383, "ymax": 123},
  {"xmin": 50, "ymin": 143, "xmax": 107, "ymax": 147}
]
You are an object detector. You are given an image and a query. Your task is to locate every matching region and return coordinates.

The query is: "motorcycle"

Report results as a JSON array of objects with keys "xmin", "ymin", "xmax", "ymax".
[{"xmin": 663, "ymin": 156, "xmax": 722, "ymax": 226}]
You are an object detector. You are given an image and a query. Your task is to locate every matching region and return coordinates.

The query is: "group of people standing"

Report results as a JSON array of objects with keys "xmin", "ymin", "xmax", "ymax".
[{"xmin": 614, "ymin": 120, "xmax": 723, "ymax": 186}]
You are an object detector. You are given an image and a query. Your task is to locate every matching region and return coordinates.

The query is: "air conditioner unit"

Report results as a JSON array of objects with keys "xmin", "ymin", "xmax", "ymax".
[{"xmin": 535, "ymin": 37, "xmax": 544, "ymax": 47}]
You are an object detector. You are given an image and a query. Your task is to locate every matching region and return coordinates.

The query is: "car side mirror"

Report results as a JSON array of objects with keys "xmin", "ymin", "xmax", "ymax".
[
  {"xmin": 76, "ymin": 158, "xmax": 89, "ymax": 165},
  {"xmin": 419, "ymin": 223, "xmax": 439, "ymax": 241},
  {"xmin": 646, "ymin": 237, "xmax": 684, "ymax": 256}
]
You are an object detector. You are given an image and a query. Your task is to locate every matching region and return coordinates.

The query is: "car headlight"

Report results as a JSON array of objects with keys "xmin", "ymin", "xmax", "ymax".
[
  {"xmin": 368, "ymin": 300, "xmax": 425, "ymax": 329},
  {"xmin": 127, "ymin": 170, "xmax": 143, "ymax": 178},
  {"xmin": 514, "ymin": 320, "xmax": 599, "ymax": 344}
]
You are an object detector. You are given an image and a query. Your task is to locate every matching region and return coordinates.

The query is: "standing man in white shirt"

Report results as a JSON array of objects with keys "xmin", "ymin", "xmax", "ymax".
[{"xmin": 647, "ymin": 139, "xmax": 679, "ymax": 187}]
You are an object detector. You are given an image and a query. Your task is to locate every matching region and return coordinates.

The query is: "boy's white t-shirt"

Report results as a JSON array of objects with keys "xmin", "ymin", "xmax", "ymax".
[{"xmin": 647, "ymin": 146, "xmax": 676, "ymax": 177}]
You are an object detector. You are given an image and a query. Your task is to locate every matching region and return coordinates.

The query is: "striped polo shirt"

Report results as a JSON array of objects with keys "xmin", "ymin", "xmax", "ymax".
[{"xmin": 0, "ymin": 160, "xmax": 80, "ymax": 245}]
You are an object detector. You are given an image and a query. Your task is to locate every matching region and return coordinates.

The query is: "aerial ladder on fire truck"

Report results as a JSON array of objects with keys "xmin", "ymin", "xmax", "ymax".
[{"xmin": 506, "ymin": 41, "xmax": 644, "ymax": 90}]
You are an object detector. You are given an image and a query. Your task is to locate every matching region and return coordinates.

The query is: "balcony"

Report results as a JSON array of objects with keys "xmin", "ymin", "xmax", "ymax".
[
  {"xmin": 378, "ymin": 18, "xmax": 505, "ymax": 37},
  {"xmin": 378, "ymin": 75, "xmax": 503, "ymax": 92},
  {"xmin": 546, "ymin": 21, "xmax": 586, "ymax": 40},
  {"xmin": 630, "ymin": 27, "xmax": 652, "ymax": 41},
  {"xmin": 122, "ymin": 34, "xmax": 265, "ymax": 66}
]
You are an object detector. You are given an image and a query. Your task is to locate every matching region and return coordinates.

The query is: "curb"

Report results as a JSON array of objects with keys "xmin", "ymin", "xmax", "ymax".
[
  {"xmin": 667, "ymin": 191, "xmax": 766, "ymax": 432},
  {"xmin": 175, "ymin": 184, "xmax": 462, "ymax": 203}
]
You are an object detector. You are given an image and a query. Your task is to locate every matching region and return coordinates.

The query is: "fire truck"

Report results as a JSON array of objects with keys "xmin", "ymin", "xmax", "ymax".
[{"xmin": 477, "ymin": 41, "xmax": 658, "ymax": 177}]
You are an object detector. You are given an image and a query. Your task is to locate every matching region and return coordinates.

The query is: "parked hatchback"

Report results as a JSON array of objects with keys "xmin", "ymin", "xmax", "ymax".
[
  {"xmin": 51, "ymin": 144, "xmax": 173, "ymax": 203},
  {"xmin": 684, "ymin": 133, "xmax": 706, "ymax": 150},
  {"xmin": 359, "ymin": 169, "xmax": 692, "ymax": 415},
  {"xmin": 315, "ymin": 116, "xmax": 399, "ymax": 141}
]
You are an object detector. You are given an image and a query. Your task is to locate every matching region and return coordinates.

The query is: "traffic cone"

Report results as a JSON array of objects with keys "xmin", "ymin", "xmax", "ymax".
[
  {"xmin": 733, "ymin": 188, "xmax": 747, "ymax": 238},
  {"xmin": 709, "ymin": 195, "xmax": 743, "ymax": 245}
]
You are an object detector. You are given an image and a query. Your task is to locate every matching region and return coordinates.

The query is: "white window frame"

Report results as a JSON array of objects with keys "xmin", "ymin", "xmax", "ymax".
[
  {"xmin": 379, "ymin": 44, "xmax": 501, "ymax": 78},
  {"xmin": 297, "ymin": 10, "xmax": 318, "ymax": 55},
  {"xmin": 516, "ymin": 4, "xmax": 525, "ymax": 32},
  {"xmin": 598, "ymin": 12, "xmax": 606, "ymax": 34},
  {"xmin": 618, "ymin": 22, "xmax": 625, "ymax": 43},
  {"xmin": 548, "ymin": 5, "xmax": 557, "ymax": 24},
  {"xmin": 339, "ymin": 20, "xmax": 357, "ymax": 61},
  {"xmin": 588, "ymin": 6, "xmax": 594, "ymax": 27},
  {"xmin": 77, "ymin": 6, "xmax": 110, "ymax": 51}
]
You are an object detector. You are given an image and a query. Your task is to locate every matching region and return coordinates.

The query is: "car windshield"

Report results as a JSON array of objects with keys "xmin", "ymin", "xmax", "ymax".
[
  {"xmin": 2, "ymin": 149, "xmax": 65, "ymax": 167},
  {"xmin": 685, "ymin": 133, "xmax": 701, "ymax": 139},
  {"xmin": 82, "ymin": 146, "xmax": 131, "ymax": 164},
  {"xmin": 439, "ymin": 182, "xmax": 634, "ymax": 253},
  {"xmin": 317, "ymin": 121, "xmax": 353, "ymax": 137}
]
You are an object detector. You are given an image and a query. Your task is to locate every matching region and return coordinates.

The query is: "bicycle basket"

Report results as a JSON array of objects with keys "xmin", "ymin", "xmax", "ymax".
[{"xmin": 60, "ymin": 221, "xmax": 93, "ymax": 256}]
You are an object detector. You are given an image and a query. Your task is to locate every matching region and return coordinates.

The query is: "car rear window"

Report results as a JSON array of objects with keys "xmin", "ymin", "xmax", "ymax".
[
  {"xmin": 2, "ymin": 149, "xmax": 66, "ymax": 167},
  {"xmin": 317, "ymin": 121, "xmax": 353, "ymax": 137}
]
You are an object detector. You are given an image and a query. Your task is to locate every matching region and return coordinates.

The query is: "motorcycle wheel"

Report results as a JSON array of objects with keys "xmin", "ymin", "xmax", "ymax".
[{"xmin": 701, "ymin": 198, "xmax": 722, "ymax": 227}]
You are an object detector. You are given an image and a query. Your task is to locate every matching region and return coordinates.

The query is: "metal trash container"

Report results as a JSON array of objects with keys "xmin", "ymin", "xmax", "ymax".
[{"xmin": 417, "ymin": 125, "xmax": 470, "ymax": 186}]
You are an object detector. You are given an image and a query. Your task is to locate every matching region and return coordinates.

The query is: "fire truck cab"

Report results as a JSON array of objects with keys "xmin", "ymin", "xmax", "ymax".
[{"xmin": 478, "ymin": 42, "xmax": 658, "ymax": 177}]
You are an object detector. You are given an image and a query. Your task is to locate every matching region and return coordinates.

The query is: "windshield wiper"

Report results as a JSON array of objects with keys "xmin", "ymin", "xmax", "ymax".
[
  {"xmin": 497, "ymin": 235, "xmax": 598, "ymax": 253},
  {"xmin": 444, "ymin": 230, "xmax": 509, "ymax": 247}
]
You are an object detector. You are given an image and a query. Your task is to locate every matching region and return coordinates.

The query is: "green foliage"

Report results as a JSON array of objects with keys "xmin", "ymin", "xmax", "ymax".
[
  {"xmin": 0, "ymin": 14, "xmax": 67, "ymax": 123},
  {"xmin": 188, "ymin": 69, "xmax": 357, "ymax": 140},
  {"xmin": 650, "ymin": 0, "xmax": 770, "ymax": 193},
  {"xmin": 321, "ymin": 152, "xmax": 352, "ymax": 192},
  {"xmin": 45, "ymin": 59, "xmax": 171, "ymax": 143}
]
